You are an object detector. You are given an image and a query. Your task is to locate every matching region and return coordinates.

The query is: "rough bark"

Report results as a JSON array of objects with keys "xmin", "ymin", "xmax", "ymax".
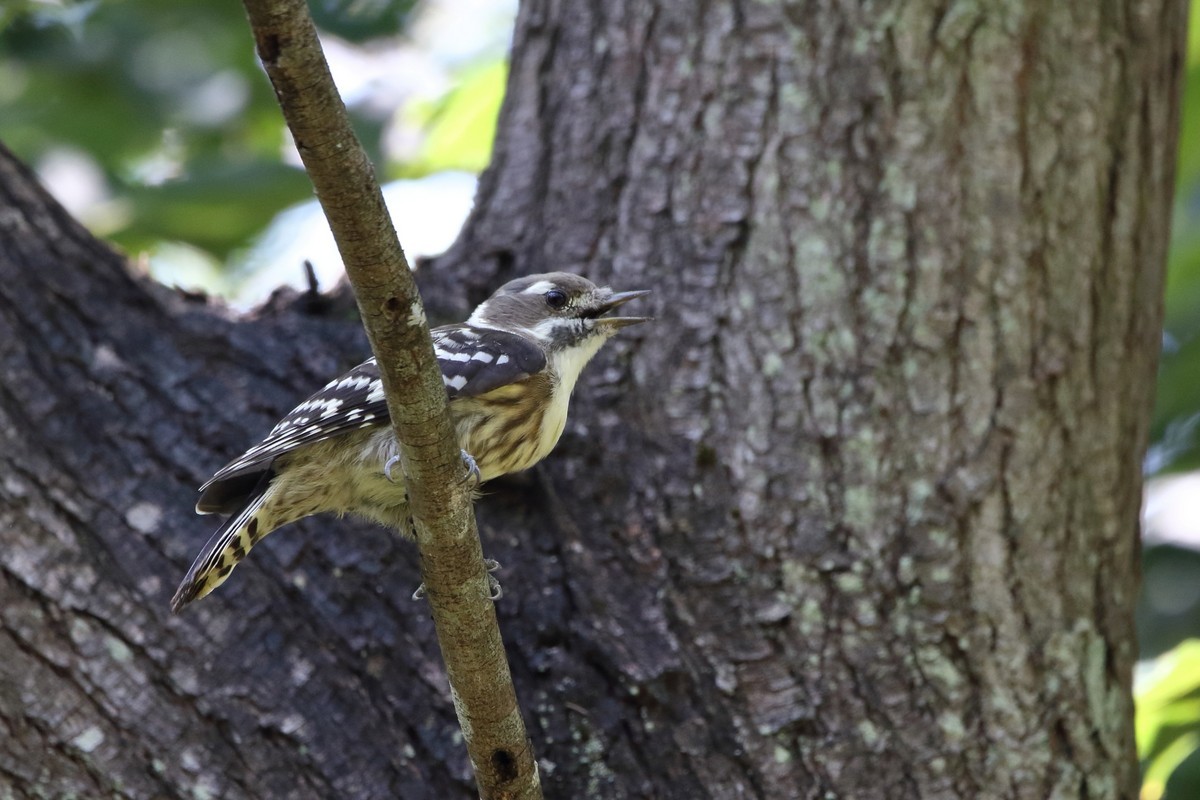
[
  {"xmin": 430, "ymin": 0, "xmax": 1186, "ymax": 796},
  {"xmin": 0, "ymin": 2, "xmax": 1186, "ymax": 800}
]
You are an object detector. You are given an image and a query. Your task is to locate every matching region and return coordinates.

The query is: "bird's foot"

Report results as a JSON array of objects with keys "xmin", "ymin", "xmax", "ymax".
[
  {"xmin": 390, "ymin": 451, "xmax": 477, "ymax": 486},
  {"xmin": 485, "ymin": 558, "xmax": 502, "ymax": 599},
  {"xmin": 459, "ymin": 450, "xmax": 482, "ymax": 487},
  {"xmin": 384, "ymin": 454, "xmax": 404, "ymax": 483},
  {"xmin": 410, "ymin": 562, "xmax": 502, "ymax": 601}
]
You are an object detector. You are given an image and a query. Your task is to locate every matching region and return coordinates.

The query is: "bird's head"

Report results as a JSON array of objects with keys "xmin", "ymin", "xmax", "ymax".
[{"xmin": 467, "ymin": 272, "xmax": 651, "ymax": 351}]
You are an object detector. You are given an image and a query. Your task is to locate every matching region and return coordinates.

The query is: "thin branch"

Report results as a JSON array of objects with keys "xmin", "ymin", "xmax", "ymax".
[{"xmin": 236, "ymin": 2, "xmax": 541, "ymax": 797}]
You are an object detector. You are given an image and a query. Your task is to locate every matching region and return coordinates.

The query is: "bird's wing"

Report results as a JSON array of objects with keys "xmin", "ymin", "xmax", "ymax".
[
  {"xmin": 196, "ymin": 326, "xmax": 545, "ymax": 512},
  {"xmin": 196, "ymin": 358, "xmax": 388, "ymax": 510},
  {"xmin": 432, "ymin": 324, "xmax": 547, "ymax": 399}
]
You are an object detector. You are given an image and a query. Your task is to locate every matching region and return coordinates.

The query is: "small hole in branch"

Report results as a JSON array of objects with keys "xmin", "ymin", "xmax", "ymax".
[
  {"xmin": 491, "ymin": 749, "xmax": 518, "ymax": 782},
  {"xmin": 259, "ymin": 33, "xmax": 281, "ymax": 61}
]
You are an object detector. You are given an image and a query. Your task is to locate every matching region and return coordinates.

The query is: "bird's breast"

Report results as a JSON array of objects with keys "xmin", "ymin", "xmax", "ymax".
[{"xmin": 453, "ymin": 373, "xmax": 567, "ymax": 480}]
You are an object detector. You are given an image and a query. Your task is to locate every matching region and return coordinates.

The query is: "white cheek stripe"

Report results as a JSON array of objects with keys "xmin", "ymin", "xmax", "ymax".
[{"xmin": 527, "ymin": 317, "xmax": 586, "ymax": 342}]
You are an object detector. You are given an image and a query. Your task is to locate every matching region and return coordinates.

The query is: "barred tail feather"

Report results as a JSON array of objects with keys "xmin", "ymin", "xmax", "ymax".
[{"xmin": 171, "ymin": 489, "xmax": 272, "ymax": 613}]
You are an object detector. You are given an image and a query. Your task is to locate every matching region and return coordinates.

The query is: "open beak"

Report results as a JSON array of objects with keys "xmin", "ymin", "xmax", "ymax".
[{"xmin": 591, "ymin": 289, "xmax": 652, "ymax": 331}]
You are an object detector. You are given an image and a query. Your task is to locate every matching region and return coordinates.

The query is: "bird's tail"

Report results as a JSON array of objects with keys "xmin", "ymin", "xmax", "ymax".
[{"xmin": 171, "ymin": 488, "xmax": 272, "ymax": 613}]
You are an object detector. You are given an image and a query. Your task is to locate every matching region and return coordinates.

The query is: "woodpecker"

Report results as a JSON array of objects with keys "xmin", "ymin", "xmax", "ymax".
[{"xmin": 170, "ymin": 272, "xmax": 649, "ymax": 612}]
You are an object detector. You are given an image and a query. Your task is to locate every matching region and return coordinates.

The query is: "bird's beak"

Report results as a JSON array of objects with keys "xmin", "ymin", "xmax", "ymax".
[{"xmin": 591, "ymin": 289, "xmax": 651, "ymax": 330}]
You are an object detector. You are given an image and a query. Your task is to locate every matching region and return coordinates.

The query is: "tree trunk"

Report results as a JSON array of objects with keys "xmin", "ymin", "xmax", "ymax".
[{"xmin": 0, "ymin": 1, "xmax": 1186, "ymax": 798}]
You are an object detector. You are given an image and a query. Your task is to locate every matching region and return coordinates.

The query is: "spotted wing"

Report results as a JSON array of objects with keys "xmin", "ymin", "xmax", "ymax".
[
  {"xmin": 433, "ymin": 325, "xmax": 546, "ymax": 399},
  {"xmin": 196, "ymin": 358, "xmax": 388, "ymax": 511},
  {"xmin": 197, "ymin": 326, "xmax": 545, "ymax": 512}
]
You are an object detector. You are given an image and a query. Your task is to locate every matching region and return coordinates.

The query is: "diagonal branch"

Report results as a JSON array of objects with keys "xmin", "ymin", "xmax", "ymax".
[{"xmin": 236, "ymin": 2, "xmax": 541, "ymax": 797}]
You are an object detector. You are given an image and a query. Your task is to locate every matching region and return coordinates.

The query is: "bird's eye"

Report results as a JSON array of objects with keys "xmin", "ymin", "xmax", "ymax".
[{"xmin": 545, "ymin": 289, "xmax": 568, "ymax": 309}]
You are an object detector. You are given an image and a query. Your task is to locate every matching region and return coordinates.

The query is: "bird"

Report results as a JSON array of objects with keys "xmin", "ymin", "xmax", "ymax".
[{"xmin": 170, "ymin": 272, "xmax": 649, "ymax": 612}]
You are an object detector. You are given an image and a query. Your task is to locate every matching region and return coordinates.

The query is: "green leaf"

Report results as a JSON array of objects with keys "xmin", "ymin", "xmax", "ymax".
[
  {"xmin": 1191, "ymin": 0, "xmax": 1200, "ymax": 69},
  {"xmin": 1143, "ymin": 733, "xmax": 1200, "ymax": 800},
  {"xmin": 400, "ymin": 59, "xmax": 507, "ymax": 177},
  {"xmin": 1137, "ymin": 641, "xmax": 1200, "ymax": 800}
]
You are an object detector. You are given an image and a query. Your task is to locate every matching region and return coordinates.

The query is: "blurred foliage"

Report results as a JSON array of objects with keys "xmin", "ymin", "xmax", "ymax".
[
  {"xmin": 310, "ymin": 0, "xmax": 416, "ymax": 42},
  {"xmin": 1141, "ymin": 10, "xmax": 1200, "ymax": 796},
  {"xmin": 1138, "ymin": 545, "xmax": 1200, "ymax": 660},
  {"xmin": 399, "ymin": 58, "xmax": 506, "ymax": 177},
  {"xmin": 4, "ymin": 0, "xmax": 1200, "ymax": 797},
  {"xmin": 1, "ymin": 0, "xmax": 313, "ymax": 258},
  {"xmin": 1138, "ymin": 642, "xmax": 1200, "ymax": 800},
  {"xmin": 1153, "ymin": 11, "xmax": 1200, "ymax": 474},
  {"xmin": 0, "ymin": 0, "xmax": 491, "ymax": 266}
]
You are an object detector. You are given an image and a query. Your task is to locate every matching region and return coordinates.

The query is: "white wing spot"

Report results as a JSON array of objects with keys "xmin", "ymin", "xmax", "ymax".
[
  {"xmin": 472, "ymin": 351, "xmax": 494, "ymax": 363},
  {"xmin": 495, "ymin": 354, "xmax": 510, "ymax": 365},
  {"xmin": 448, "ymin": 375, "xmax": 468, "ymax": 390},
  {"xmin": 336, "ymin": 375, "xmax": 371, "ymax": 392}
]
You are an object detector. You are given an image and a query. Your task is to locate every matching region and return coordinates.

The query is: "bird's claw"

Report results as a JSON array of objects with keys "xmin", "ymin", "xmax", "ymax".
[
  {"xmin": 459, "ymin": 450, "xmax": 482, "ymax": 487},
  {"xmin": 411, "ymin": 563, "xmax": 501, "ymax": 601},
  {"xmin": 384, "ymin": 454, "xmax": 403, "ymax": 483},
  {"xmin": 485, "ymin": 559, "xmax": 502, "ymax": 599},
  {"xmin": 390, "ymin": 451, "xmax": 477, "ymax": 486}
]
